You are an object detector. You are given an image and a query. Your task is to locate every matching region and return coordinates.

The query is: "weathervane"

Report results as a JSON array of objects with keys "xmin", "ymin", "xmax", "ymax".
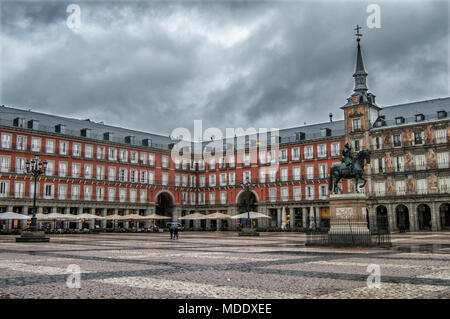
[{"xmin": 354, "ymin": 24, "xmax": 363, "ymax": 41}]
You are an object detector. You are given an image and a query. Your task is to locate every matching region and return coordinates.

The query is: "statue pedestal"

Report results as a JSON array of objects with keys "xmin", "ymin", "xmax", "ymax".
[
  {"xmin": 16, "ymin": 231, "xmax": 50, "ymax": 243},
  {"xmin": 328, "ymin": 193, "xmax": 372, "ymax": 246},
  {"xmin": 238, "ymin": 228, "xmax": 260, "ymax": 236}
]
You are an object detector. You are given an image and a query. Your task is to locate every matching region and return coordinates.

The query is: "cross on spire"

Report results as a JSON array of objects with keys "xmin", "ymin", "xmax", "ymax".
[{"xmin": 354, "ymin": 24, "xmax": 362, "ymax": 41}]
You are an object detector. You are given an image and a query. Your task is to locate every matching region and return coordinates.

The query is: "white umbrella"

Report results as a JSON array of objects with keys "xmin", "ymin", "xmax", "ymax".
[
  {"xmin": 179, "ymin": 212, "xmax": 207, "ymax": 220},
  {"xmin": 231, "ymin": 211, "xmax": 270, "ymax": 219},
  {"xmin": 281, "ymin": 207, "xmax": 287, "ymax": 230},
  {"xmin": 0, "ymin": 212, "xmax": 30, "ymax": 220},
  {"xmin": 76, "ymin": 213, "xmax": 105, "ymax": 220},
  {"xmin": 36, "ymin": 213, "xmax": 79, "ymax": 221},
  {"xmin": 145, "ymin": 213, "xmax": 171, "ymax": 220},
  {"xmin": 204, "ymin": 212, "xmax": 231, "ymax": 219}
]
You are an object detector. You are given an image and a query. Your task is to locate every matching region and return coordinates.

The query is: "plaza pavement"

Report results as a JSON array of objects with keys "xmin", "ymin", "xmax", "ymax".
[{"xmin": 0, "ymin": 231, "xmax": 449, "ymax": 299}]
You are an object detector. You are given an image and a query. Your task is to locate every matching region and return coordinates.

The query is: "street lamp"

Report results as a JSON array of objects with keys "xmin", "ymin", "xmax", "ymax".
[{"xmin": 25, "ymin": 154, "xmax": 47, "ymax": 231}]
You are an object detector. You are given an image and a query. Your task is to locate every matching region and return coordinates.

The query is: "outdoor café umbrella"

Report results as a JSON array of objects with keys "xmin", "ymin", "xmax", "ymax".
[
  {"xmin": 230, "ymin": 211, "xmax": 270, "ymax": 219},
  {"xmin": 204, "ymin": 212, "xmax": 231, "ymax": 220},
  {"xmin": 145, "ymin": 213, "xmax": 171, "ymax": 220},
  {"xmin": 76, "ymin": 213, "xmax": 105, "ymax": 220},
  {"xmin": 178, "ymin": 212, "xmax": 207, "ymax": 220},
  {"xmin": 0, "ymin": 212, "xmax": 31, "ymax": 220},
  {"xmin": 36, "ymin": 213, "xmax": 79, "ymax": 229}
]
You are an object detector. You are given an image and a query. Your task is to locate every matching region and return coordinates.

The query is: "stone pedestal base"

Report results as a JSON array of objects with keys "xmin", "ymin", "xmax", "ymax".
[
  {"xmin": 328, "ymin": 193, "xmax": 371, "ymax": 246},
  {"xmin": 16, "ymin": 231, "xmax": 50, "ymax": 243},
  {"xmin": 238, "ymin": 228, "xmax": 260, "ymax": 236}
]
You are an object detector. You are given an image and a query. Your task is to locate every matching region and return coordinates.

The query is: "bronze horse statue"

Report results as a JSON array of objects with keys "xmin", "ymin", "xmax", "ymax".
[{"xmin": 329, "ymin": 149, "xmax": 371, "ymax": 194}]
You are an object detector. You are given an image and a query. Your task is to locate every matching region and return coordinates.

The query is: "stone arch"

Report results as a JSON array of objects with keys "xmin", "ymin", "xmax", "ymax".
[
  {"xmin": 155, "ymin": 191, "xmax": 175, "ymax": 222},
  {"xmin": 235, "ymin": 189, "xmax": 260, "ymax": 204},
  {"xmin": 395, "ymin": 204, "xmax": 409, "ymax": 232},
  {"xmin": 417, "ymin": 204, "xmax": 431, "ymax": 230},
  {"xmin": 154, "ymin": 190, "xmax": 175, "ymax": 203},
  {"xmin": 439, "ymin": 203, "xmax": 450, "ymax": 229},
  {"xmin": 376, "ymin": 205, "xmax": 389, "ymax": 232}
]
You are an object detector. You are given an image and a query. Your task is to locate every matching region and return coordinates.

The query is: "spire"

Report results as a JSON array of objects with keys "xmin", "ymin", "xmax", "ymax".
[{"xmin": 353, "ymin": 25, "xmax": 368, "ymax": 93}]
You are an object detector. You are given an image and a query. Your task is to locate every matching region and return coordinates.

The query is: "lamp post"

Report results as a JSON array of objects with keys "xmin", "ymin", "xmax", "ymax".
[{"xmin": 25, "ymin": 154, "xmax": 47, "ymax": 231}]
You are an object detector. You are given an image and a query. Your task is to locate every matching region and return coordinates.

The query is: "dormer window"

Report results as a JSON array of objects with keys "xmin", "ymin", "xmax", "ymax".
[
  {"xmin": 437, "ymin": 110, "xmax": 447, "ymax": 119},
  {"xmin": 295, "ymin": 132, "xmax": 305, "ymax": 141},
  {"xmin": 415, "ymin": 114, "xmax": 425, "ymax": 122},
  {"xmin": 395, "ymin": 117, "xmax": 405, "ymax": 125},
  {"xmin": 352, "ymin": 118, "xmax": 361, "ymax": 131}
]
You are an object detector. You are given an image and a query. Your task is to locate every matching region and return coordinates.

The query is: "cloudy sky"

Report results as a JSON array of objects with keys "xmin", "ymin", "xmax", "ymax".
[{"xmin": 0, "ymin": 0, "xmax": 448, "ymax": 137}]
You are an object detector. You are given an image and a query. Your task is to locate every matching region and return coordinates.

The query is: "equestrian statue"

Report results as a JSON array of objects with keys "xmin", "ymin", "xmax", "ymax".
[{"xmin": 329, "ymin": 143, "xmax": 371, "ymax": 194}]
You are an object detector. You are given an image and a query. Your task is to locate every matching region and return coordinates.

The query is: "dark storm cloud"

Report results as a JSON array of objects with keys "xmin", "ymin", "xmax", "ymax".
[{"xmin": 0, "ymin": 0, "xmax": 448, "ymax": 137}]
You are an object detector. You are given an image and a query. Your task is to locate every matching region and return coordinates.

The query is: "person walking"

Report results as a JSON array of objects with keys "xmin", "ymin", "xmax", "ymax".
[
  {"xmin": 173, "ymin": 226, "xmax": 179, "ymax": 240},
  {"xmin": 169, "ymin": 223, "xmax": 174, "ymax": 239}
]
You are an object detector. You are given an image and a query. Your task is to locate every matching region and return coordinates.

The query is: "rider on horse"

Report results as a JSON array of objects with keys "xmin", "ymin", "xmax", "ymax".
[{"xmin": 341, "ymin": 143, "xmax": 354, "ymax": 175}]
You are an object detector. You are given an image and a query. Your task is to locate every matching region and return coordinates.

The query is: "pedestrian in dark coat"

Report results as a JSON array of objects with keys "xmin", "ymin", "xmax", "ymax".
[
  {"xmin": 169, "ymin": 225, "xmax": 174, "ymax": 239},
  {"xmin": 173, "ymin": 227, "xmax": 179, "ymax": 240}
]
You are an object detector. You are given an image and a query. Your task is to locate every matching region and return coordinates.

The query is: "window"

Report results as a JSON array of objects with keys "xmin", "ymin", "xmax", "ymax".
[
  {"xmin": 393, "ymin": 135, "xmax": 402, "ymax": 147},
  {"xmin": 60, "ymin": 141, "xmax": 69, "ymax": 155},
  {"xmin": 59, "ymin": 162, "xmax": 68, "ymax": 177},
  {"xmin": 199, "ymin": 175, "xmax": 205, "ymax": 187},
  {"xmin": 190, "ymin": 160, "xmax": 195, "ymax": 171},
  {"xmin": 259, "ymin": 151, "xmax": 266, "ymax": 164},
  {"xmin": 119, "ymin": 168, "xmax": 127, "ymax": 182},
  {"xmin": 198, "ymin": 193, "xmax": 205, "ymax": 204},
  {"xmin": 175, "ymin": 174, "xmax": 180, "ymax": 186},
  {"xmin": 108, "ymin": 148, "xmax": 117, "ymax": 160},
  {"xmin": 395, "ymin": 117, "xmax": 405, "ymax": 125},
  {"xmin": 130, "ymin": 151, "xmax": 138, "ymax": 163},
  {"xmin": 268, "ymin": 150, "xmax": 276, "ymax": 164},
  {"xmin": 352, "ymin": 118, "xmax": 361, "ymax": 131},
  {"xmin": 182, "ymin": 192, "xmax": 188, "ymax": 204},
  {"xmin": 44, "ymin": 184, "xmax": 54, "ymax": 199},
  {"xmin": 73, "ymin": 143, "xmax": 81, "ymax": 156},
  {"xmin": 306, "ymin": 166, "xmax": 314, "ymax": 180},
  {"xmin": 414, "ymin": 132, "xmax": 424, "ymax": 145},
  {"xmin": 291, "ymin": 147, "xmax": 300, "ymax": 161},
  {"xmin": 85, "ymin": 145, "xmax": 93, "ymax": 158},
  {"xmin": 317, "ymin": 144, "xmax": 327, "ymax": 158},
  {"xmin": 209, "ymin": 192, "xmax": 215, "ymax": 204},
  {"xmin": 72, "ymin": 163, "xmax": 81, "ymax": 178},
  {"xmin": 293, "ymin": 167, "xmax": 301, "ymax": 180},
  {"xmin": 96, "ymin": 187, "xmax": 104, "ymax": 201},
  {"xmin": 190, "ymin": 192, "xmax": 196, "ymax": 204},
  {"xmin": 96, "ymin": 165, "xmax": 105, "ymax": 180},
  {"xmin": 438, "ymin": 111, "xmax": 447, "ymax": 119},
  {"xmin": 140, "ymin": 152, "xmax": 147, "ymax": 164},
  {"xmin": 281, "ymin": 187, "xmax": 289, "ymax": 201},
  {"xmin": 108, "ymin": 188, "xmax": 116, "ymax": 201},
  {"xmin": 394, "ymin": 156, "xmax": 404, "ymax": 172},
  {"xmin": 435, "ymin": 128, "xmax": 447, "ymax": 144},
  {"xmin": 244, "ymin": 154, "xmax": 251, "ymax": 166},
  {"xmin": 1, "ymin": 133, "xmax": 11, "ymax": 148},
  {"xmin": 374, "ymin": 181, "xmax": 385, "ymax": 196},
  {"xmin": 31, "ymin": 137, "xmax": 41, "ymax": 152},
  {"xmin": 45, "ymin": 161, "xmax": 54, "ymax": 176},
  {"xmin": 209, "ymin": 158, "xmax": 216, "ymax": 170},
  {"xmin": 97, "ymin": 146, "xmax": 106, "ymax": 160},
  {"xmin": 46, "ymin": 140, "xmax": 55, "ymax": 153},
  {"xmin": 319, "ymin": 164, "xmax": 327, "ymax": 179},
  {"xmin": 220, "ymin": 191, "xmax": 227, "ymax": 204},
  {"xmin": 279, "ymin": 149, "xmax": 288, "ymax": 162},
  {"xmin": 140, "ymin": 170, "xmax": 148, "ymax": 184},
  {"xmin": 119, "ymin": 189, "xmax": 127, "ymax": 202},
  {"xmin": 281, "ymin": 167, "xmax": 288, "ymax": 182},
  {"xmin": 58, "ymin": 184, "xmax": 67, "ymax": 200},
  {"xmin": 331, "ymin": 142, "xmax": 340, "ymax": 156},
  {"xmin": 209, "ymin": 174, "xmax": 216, "ymax": 187},
  {"xmin": 119, "ymin": 149, "xmax": 128, "ymax": 162},
  {"xmin": 293, "ymin": 186, "xmax": 301, "ymax": 200},
  {"xmin": 130, "ymin": 169, "xmax": 137, "ymax": 183},
  {"xmin": 0, "ymin": 156, "xmax": 10, "ymax": 172},
  {"xmin": 16, "ymin": 136, "xmax": 27, "ymax": 150},
  {"xmin": 269, "ymin": 188, "xmax": 277, "ymax": 202},
  {"xmin": 259, "ymin": 168, "xmax": 266, "ymax": 183},
  {"xmin": 414, "ymin": 154, "xmax": 426, "ymax": 170},
  {"xmin": 162, "ymin": 156, "xmax": 169, "ymax": 168},
  {"xmin": 198, "ymin": 160, "xmax": 205, "ymax": 170},
  {"xmin": 229, "ymin": 172, "xmax": 235, "ymax": 185},
  {"xmin": 148, "ymin": 154, "xmax": 155, "ymax": 166},
  {"xmin": 129, "ymin": 190, "xmax": 137, "ymax": 202},
  {"xmin": 354, "ymin": 139, "xmax": 361, "ymax": 152},
  {"xmin": 415, "ymin": 114, "xmax": 425, "ymax": 122},
  {"xmin": 306, "ymin": 186, "xmax": 314, "ymax": 200},
  {"xmin": 437, "ymin": 152, "xmax": 449, "ymax": 168},
  {"xmin": 182, "ymin": 175, "xmax": 188, "ymax": 187},
  {"xmin": 373, "ymin": 137, "xmax": 382, "ymax": 150},
  {"xmin": 243, "ymin": 171, "xmax": 251, "ymax": 183},
  {"xmin": 416, "ymin": 179, "xmax": 427, "ymax": 194},
  {"xmin": 148, "ymin": 171, "xmax": 154, "ymax": 184},
  {"xmin": 438, "ymin": 177, "xmax": 450, "ymax": 193},
  {"xmin": 15, "ymin": 182, "xmax": 25, "ymax": 198},
  {"xmin": 162, "ymin": 173, "xmax": 168, "ymax": 185},
  {"xmin": 29, "ymin": 182, "xmax": 39, "ymax": 198},
  {"xmin": 108, "ymin": 167, "xmax": 116, "ymax": 181},
  {"xmin": 182, "ymin": 159, "xmax": 188, "ymax": 170},
  {"xmin": 220, "ymin": 173, "xmax": 227, "ymax": 186},
  {"xmin": 15, "ymin": 157, "xmax": 25, "ymax": 174},
  {"xmin": 190, "ymin": 175, "xmax": 196, "ymax": 187},
  {"xmin": 268, "ymin": 168, "xmax": 276, "ymax": 182},
  {"xmin": 0, "ymin": 181, "xmax": 9, "ymax": 197},
  {"xmin": 319, "ymin": 185, "xmax": 328, "ymax": 198},
  {"xmin": 304, "ymin": 146, "xmax": 313, "ymax": 159},
  {"xmin": 140, "ymin": 190, "xmax": 147, "ymax": 203},
  {"xmin": 84, "ymin": 164, "xmax": 93, "ymax": 179},
  {"xmin": 71, "ymin": 185, "xmax": 80, "ymax": 200},
  {"xmin": 395, "ymin": 180, "xmax": 406, "ymax": 195}
]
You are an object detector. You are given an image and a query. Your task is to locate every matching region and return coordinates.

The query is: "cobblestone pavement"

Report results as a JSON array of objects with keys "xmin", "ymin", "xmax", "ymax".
[{"xmin": 0, "ymin": 231, "xmax": 449, "ymax": 299}]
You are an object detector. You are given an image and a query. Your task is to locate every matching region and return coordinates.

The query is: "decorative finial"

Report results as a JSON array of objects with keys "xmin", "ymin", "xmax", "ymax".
[{"xmin": 354, "ymin": 24, "xmax": 362, "ymax": 42}]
